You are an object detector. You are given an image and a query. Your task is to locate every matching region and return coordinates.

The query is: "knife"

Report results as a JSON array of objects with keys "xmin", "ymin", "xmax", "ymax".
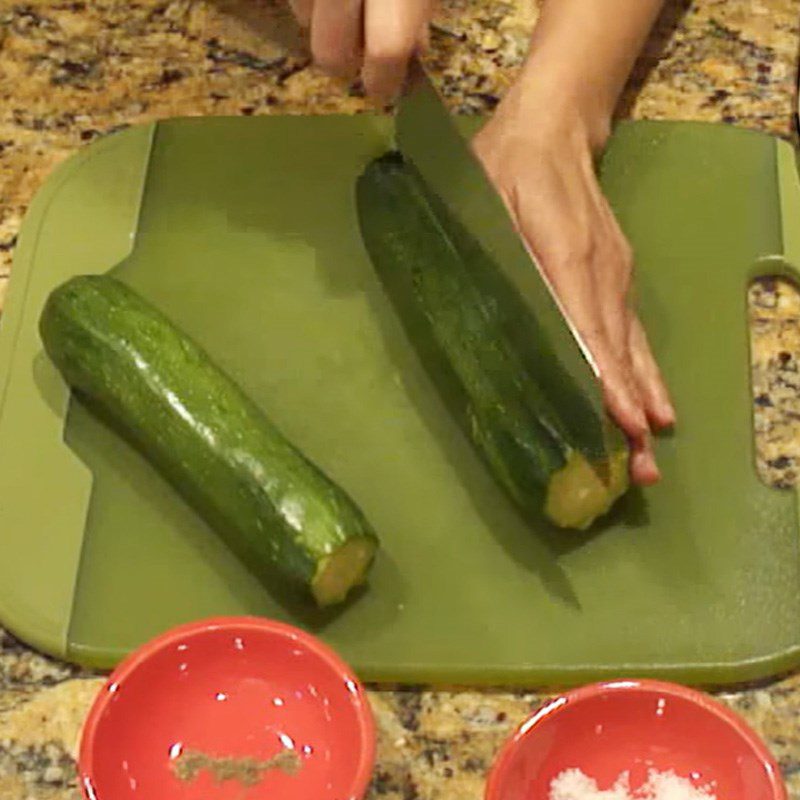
[{"xmin": 394, "ymin": 58, "xmax": 612, "ymax": 452}]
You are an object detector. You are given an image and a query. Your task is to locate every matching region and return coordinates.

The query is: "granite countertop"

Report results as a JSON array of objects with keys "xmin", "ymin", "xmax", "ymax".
[{"xmin": 2, "ymin": 1, "xmax": 800, "ymax": 798}]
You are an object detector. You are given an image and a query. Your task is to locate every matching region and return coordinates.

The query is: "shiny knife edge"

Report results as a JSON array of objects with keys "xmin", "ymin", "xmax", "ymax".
[{"xmin": 395, "ymin": 57, "xmax": 602, "ymax": 384}]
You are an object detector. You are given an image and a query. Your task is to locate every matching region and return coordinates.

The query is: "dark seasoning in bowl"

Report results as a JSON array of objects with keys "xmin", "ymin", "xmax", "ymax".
[{"xmin": 170, "ymin": 744, "xmax": 302, "ymax": 787}]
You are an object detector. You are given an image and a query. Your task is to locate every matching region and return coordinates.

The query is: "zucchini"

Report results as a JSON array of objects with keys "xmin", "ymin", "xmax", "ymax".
[
  {"xmin": 39, "ymin": 275, "xmax": 378, "ymax": 606},
  {"xmin": 356, "ymin": 152, "xmax": 628, "ymax": 529}
]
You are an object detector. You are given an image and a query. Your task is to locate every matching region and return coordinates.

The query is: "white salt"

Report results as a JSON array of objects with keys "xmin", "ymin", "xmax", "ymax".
[
  {"xmin": 639, "ymin": 770, "xmax": 716, "ymax": 800},
  {"xmin": 548, "ymin": 768, "xmax": 716, "ymax": 800},
  {"xmin": 549, "ymin": 768, "xmax": 632, "ymax": 800}
]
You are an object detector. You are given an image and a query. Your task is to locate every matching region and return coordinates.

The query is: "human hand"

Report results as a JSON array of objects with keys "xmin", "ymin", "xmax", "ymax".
[
  {"xmin": 473, "ymin": 78, "xmax": 675, "ymax": 486},
  {"xmin": 288, "ymin": 0, "xmax": 432, "ymax": 103}
]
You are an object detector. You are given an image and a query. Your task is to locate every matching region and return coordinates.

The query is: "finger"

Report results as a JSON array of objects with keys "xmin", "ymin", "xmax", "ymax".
[
  {"xmin": 592, "ymin": 254, "xmax": 644, "ymax": 424},
  {"xmin": 588, "ymin": 196, "xmax": 654, "ymax": 436},
  {"xmin": 596, "ymin": 192, "xmax": 674, "ymax": 430},
  {"xmin": 311, "ymin": 0, "xmax": 363, "ymax": 78},
  {"xmin": 590, "ymin": 187, "xmax": 638, "ymax": 373},
  {"xmin": 629, "ymin": 434, "xmax": 661, "ymax": 485},
  {"xmin": 363, "ymin": 0, "xmax": 430, "ymax": 103},
  {"xmin": 541, "ymin": 266, "xmax": 649, "ymax": 441},
  {"xmin": 288, "ymin": 0, "xmax": 314, "ymax": 27},
  {"xmin": 596, "ymin": 347, "xmax": 650, "ymax": 441},
  {"xmin": 629, "ymin": 315, "xmax": 676, "ymax": 429},
  {"xmin": 508, "ymin": 189, "xmax": 649, "ymax": 441}
]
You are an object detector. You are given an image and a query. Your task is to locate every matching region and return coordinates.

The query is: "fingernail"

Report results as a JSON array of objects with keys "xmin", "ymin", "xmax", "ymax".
[
  {"xmin": 631, "ymin": 449, "xmax": 661, "ymax": 486},
  {"xmin": 650, "ymin": 402, "xmax": 675, "ymax": 430},
  {"xmin": 609, "ymin": 386, "xmax": 648, "ymax": 438}
]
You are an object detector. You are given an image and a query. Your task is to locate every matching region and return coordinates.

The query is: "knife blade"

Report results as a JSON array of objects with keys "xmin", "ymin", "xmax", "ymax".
[{"xmin": 394, "ymin": 58, "xmax": 612, "ymax": 449}]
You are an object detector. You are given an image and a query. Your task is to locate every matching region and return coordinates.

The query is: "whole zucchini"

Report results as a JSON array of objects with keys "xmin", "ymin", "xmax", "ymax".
[
  {"xmin": 40, "ymin": 275, "xmax": 378, "ymax": 606},
  {"xmin": 356, "ymin": 153, "xmax": 628, "ymax": 529}
]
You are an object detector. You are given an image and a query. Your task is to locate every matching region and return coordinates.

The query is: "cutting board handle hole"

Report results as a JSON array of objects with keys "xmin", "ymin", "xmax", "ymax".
[{"xmin": 748, "ymin": 273, "xmax": 800, "ymax": 489}]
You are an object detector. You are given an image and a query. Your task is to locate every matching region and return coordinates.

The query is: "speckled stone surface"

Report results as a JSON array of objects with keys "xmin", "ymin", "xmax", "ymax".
[{"xmin": 2, "ymin": 1, "xmax": 800, "ymax": 798}]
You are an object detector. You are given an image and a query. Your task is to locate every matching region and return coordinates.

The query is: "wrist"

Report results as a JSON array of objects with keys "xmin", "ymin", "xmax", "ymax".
[{"xmin": 508, "ymin": 53, "xmax": 617, "ymax": 154}]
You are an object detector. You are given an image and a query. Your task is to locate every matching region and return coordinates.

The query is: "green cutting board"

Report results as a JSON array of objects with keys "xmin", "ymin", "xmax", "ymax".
[{"xmin": 1, "ymin": 114, "xmax": 799, "ymax": 687}]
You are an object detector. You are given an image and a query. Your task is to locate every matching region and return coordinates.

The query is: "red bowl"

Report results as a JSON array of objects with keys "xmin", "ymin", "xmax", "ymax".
[
  {"xmin": 486, "ymin": 679, "xmax": 786, "ymax": 800},
  {"xmin": 78, "ymin": 617, "xmax": 375, "ymax": 800}
]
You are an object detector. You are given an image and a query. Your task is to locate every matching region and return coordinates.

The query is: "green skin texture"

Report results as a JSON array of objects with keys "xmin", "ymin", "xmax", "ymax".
[
  {"xmin": 356, "ymin": 153, "xmax": 623, "ymax": 520},
  {"xmin": 39, "ymin": 275, "xmax": 378, "ymax": 600}
]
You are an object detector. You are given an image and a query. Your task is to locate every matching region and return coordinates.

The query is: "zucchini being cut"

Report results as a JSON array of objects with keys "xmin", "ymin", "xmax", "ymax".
[
  {"xmin": 39, "ymin": 275, "xmax": 378, "ymax": 606},
  {"xmin": 356, "ymin": 153, "xmax": 628, "ymax": 530}
]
